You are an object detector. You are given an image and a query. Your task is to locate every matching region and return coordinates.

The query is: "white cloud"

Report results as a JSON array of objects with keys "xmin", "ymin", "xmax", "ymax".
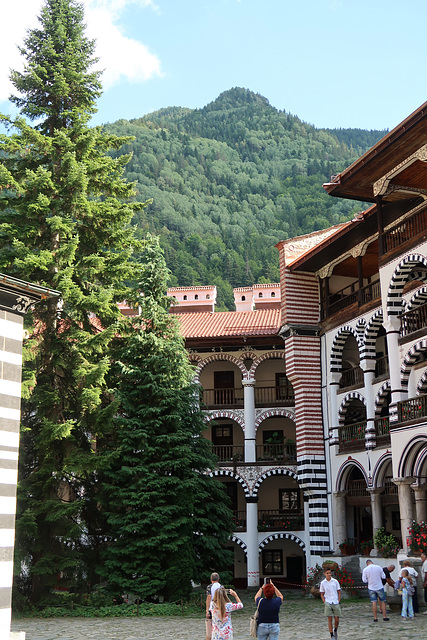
[{"xmin": 0, "ymin": 0, "xmax": 162, "ymax": 103}]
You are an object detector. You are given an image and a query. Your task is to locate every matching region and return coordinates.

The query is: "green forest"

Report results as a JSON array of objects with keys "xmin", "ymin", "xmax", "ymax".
[{"xmin": 106, "ymin": 87, "xmax": 386, "ymax": 309}]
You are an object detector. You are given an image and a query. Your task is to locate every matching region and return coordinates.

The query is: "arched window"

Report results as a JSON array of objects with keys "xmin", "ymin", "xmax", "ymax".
[
  {"xmin": 195, "ymin": 295, "xmax": 199, "ymax": 300},
  {"xmin": 259, "ymin": 292, "xmax": 263, "ymax": 298},
  {"xmin": 271, "ymin": 292, "xmax": 276, "ymax": 297},
  {"xmin": 183, "ymin": 295, "xmax": 187, "ymax": 300},
  {"xmin": 242, "ymin": 296, "xmax": 246, "ymax": 301}
]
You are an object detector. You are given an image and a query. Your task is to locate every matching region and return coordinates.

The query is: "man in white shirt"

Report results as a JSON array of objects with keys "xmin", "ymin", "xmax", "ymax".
[{"xmin": 362, "ymin": 560, "xmax": 389, "ymax": 622}]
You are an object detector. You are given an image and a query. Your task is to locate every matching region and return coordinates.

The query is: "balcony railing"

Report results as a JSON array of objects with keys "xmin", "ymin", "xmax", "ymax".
[
  {"xmin": 375, "ymin": 416, "xmax": 390, "ymax": 436},
  {"xmin": 212, "ymin": 445, "xmax": 244, "ymax": 464},
  {"xmin": 347, "ymin": 479, "xmax": 369, "ymax": 497},
  {"xmin": 374, "ymin": 355, "xmax": 389, "ymax": 379},
  {"xmin": 323, "ymin": 279, "xmax": 381, "ymax": 319},
  {"xmin": 256, "ymin": 443, "xmax": 297, "ymax": 463},
  {"xmin": 338, "ymin": 421, "xmax": 366, "ymax": 450},
  {"xmin": 258, "ymin": 510, "xmax": 304, "ymax": 531},
  {"xmin": 232, "ymin": 510, "xmax": 246, "ymax": 530},
  {"xmin": 254, "ymin": 386, "xmax": 295, "ymax": 407},
  {"xmin": 382, "ymin": 206, "xmax": 427, "ymax": 254},
  {"xmin": 397, "ymin": 393, "xmax": 427, "ymax": 423},
  {"xmin": 339, "ymin": 365, "xmax": 364, "ymax": 389},
  {"xmin": 203, "ymin": 387, "xmax": 244, "ymax": 408},
  {"xmin": 359, "ymin": 279, "xmax": 381, "ymax": 306},
  {"xmin": 399, "ymin": 302, "xmax": 427, "ymax": 338}
]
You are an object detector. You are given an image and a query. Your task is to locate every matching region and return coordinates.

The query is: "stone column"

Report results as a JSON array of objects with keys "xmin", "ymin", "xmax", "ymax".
[
  {"xmin": 395, "ymin": 478, "xmax": 415, "ymax": 552},
  {"xmin": 369, "ymin": 488, "xmax": 384, "ymax": 554},
  {"xmin": 246, "ymin": 498, "xmax": 259, "ymax": 588},
  {"xmin": 333, "ymin": 491, "xmax": 348, "ymax": 553},
  {"xmin": 243, "ymin": 379, "xmax": 256, "ymax": 464},
  {"xmin": 413, "ymin": 485, "xmax": 427, "ymax": 524},
  {"xmin": 361, "ymin": 361, "xmax": 376, "ymax": 449}
]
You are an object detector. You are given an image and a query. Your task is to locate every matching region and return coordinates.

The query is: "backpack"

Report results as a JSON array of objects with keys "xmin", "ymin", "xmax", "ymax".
[{"xmin": 406, "ymin": 580, "xmax": 415, "ymax": 596}]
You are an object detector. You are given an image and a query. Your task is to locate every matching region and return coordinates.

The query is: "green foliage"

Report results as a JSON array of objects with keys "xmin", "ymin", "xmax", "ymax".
[
  {"xmin": 1, "ymin": 0, "xmax": 146, "ymax": 602},
  {"xmin": 106, "ymin": 87, "xmax": 387, "ymax": 308},
  {"xmin": 99, "ymin": 235, "xmax": 233, "ymax": 600},
  {"xmin": 374, "ymin": 527, "xmax": 399, "ymax": 557}
]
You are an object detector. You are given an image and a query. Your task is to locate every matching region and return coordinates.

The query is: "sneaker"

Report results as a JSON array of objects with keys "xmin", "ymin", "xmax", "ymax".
[
  {"xmin": 383, "ymin": 617, "xmax": 389, "ymax": 621},
  {"xmin": 333, "ymin": 629, "xmax": 338, "ymax": 639}
]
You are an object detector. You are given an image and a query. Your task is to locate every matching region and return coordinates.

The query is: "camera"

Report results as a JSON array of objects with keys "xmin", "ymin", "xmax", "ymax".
[{"xmin": 264, "ymin": 577, "xmax": 271, "ymax": 584}]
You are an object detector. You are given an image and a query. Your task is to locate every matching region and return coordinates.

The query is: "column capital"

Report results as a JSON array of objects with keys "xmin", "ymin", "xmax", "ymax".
[
  {"xmin": 242, "ymin": 378, "xmax": 256, "ymax": 387},
  {"xmin": 393, "ymin": 477, "xmax": 416, "ymax": 486},
  {"xmin": 330, "ymin": 372, "xmax": 341, "ymax": 385},
  {"xmin": 368, "ymin": 488, "xmax": 384, "ymax": 496},
  {"xmin": 246, "ymin": 496, "xmax": 258, "ymax": 503},
  {"xmin": 360, "ymin": 359, "xmax": 376, "ymax": 374},
  {"xmin": 334, "ymin": 490, "xmax": 348, "ymax": 498}
]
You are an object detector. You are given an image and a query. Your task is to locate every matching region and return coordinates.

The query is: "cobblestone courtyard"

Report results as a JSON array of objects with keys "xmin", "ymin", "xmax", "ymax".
[{"xmin": 11, "ymin": 594, "xmax": 427, "ymax": 640}]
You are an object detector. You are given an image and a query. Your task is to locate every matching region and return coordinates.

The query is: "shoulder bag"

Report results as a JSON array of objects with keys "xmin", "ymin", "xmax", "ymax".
[{"xmin": 250, "ymin": 598, "xmax": 262, "ymax": 638}]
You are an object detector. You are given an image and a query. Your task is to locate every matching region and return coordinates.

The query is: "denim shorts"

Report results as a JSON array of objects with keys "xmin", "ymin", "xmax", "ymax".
[{"xmin": 368, "ymin": 588, "xmax": 386, "ymax": 602}]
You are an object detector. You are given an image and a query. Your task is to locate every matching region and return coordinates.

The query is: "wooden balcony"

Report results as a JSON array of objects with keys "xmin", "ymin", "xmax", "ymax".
[
  {"xmin": 397, "ymin": 393, "xmax": 427, "ymax": 424},
  {"xmin": 254, "ymin": 386, "xmax": 295, "ymax": 407},
  {"xmin": 338, "ymin": 421, "xmax": 366, "ymax": 453},
  {"xmin": 374, "ymin": 355, "xmax": 389, "ymax": 380},
  {"xmin": 258, "ymin": 510, "xmax": 304, "ymax": 531},
  {"xmin": 212, "ymin": 445, "xmax": 244, "ymax": 464},
  {"xmin": 382, "ymin": 205, "xmax": 427, "ymax": 255},
  {"xmin": 232, "ymin": 510, "xmax": 246, "ymax": 531},
  {"xmin": 339, "ymin": 365, "xmax": 364, "ymax": 390},
  {"xmin": 399, "ymin": 301, "xmax": 427, "ymax": 338},
  {"xmin": 256, "ymin": 443, "xmax": 296, "ymax": 463},
  {"xmin": 203, "ymin": 387, "xmax": 244, "ymax": 409},
  {"xmin": 374, "ymin": 416, "xmax": 391, "ymax": 447},
  {"xmin": 322, "ymin": 278, "xmax": 381, "ymax": 320}
]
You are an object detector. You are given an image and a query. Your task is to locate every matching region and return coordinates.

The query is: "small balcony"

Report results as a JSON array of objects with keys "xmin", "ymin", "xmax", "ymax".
[
  {"xmin": 397, "ymin": 393, "xmax": 427, "ymax": 424},
  {"xmin": 203, "ymin": 388, "xmax": 244, "ymax": 409},
  {"xmin": 375, "ymin": 416, "xmax": 390, "ymax": 447},
  {"xmin": 382, "ymin": 205, "xmax": 427, "ymax": 255},
  {"xmin": 213, "ymin": 445, "xmax": 244, "ymax": 465},
  {"xmin": 374, "ymin": 355, "xmax": 390, "ymax": 380},
  {"xmin": 258, "ymin": 510, "xmax": 304, "ymax": 531},
  {"xmin": 399, "ymin": 302, "xmax": 427, "ymax": 339},
  {"xmin": 256, "ymin": 443, "xmax": 297, "ymax": 463},
  {"xmin": 339, "ymin": 365, "xmax": 364, "ymax": 390},
  {"xmin": 338, "ymin": 421, "xmax": 366, "ymax": 453},
  {"xmin": 322, "ymin": 278, "xmax": 381, "ymax": 319},
  {"xmin": 254, "ymin": 385, "xmax": 295, "ymax": 407}
]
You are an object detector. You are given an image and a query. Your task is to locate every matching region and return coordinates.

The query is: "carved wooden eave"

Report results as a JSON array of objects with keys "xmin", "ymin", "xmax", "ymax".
[
  {"xmin": 0, "ymin": 274, "xmax": 60, "ymax": 315},
  {"xmin": 315, "ymin": 234, "xmax": 377, "ymax": 279},
  {"xmin": 373, "ymin": 143, "xmax": 427, "ymax": 198}
]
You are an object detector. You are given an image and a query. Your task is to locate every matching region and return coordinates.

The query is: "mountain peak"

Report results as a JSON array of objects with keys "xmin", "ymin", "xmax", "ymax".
[{"xmin": 202, "ymin": 87, "xmax": 273, "ymax": 113}]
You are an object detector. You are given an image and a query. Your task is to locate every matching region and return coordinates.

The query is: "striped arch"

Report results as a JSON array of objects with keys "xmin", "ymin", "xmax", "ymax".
[
  {"xmin": 397, "ymin": 434, "xmax": 427, "ymax": 478},
  {"xmin": 230, "ymin": 535, "xmax": 247, "ymax": 553},
  {"xmin": 363, "ymin": 309, "xmax": 384, "ymax": 360},
  {"xmin": 252, "ymin": 468, "xmax": 298, "ymax": 497},
  {"xmin": 374, "ymin": 380, "xmax": 391, "ymax": 417},
  {"xmin": 194, "ymin": 353, "xmax": 248, "ymax": 383},
  {"xmin": 254, "ymin": 408, "xmax": 296, "ymax": 430},
  {"xmin": 330, "ymin": 325, "xmax": 363, "ymax": 373},
  {"xmin": 371, "ymin": 453, "xmax": 393, "ymax": 489},
  {"xmin": 356, "ymin": 318, "xmax": 366, "ymax": 339},
  {"xmin": 407, "ymin": 285, "xmax": 427, "ymax": 311},
  {"xmin": 188, "ymin": 353, "xmax": 202, "ymax": 364},
  {"xmin": 417, "ymin": 369, "xmax": 427, "ymax": 395},
  {"xmin": 211, "ymin": 469, "xmax": 250, "ymax": 498},
  {"xmin": 248, "ymin": 350, "xmax": 286, "ymax": 379},
  {"xmin": 387, "ymin": 253, "xmax": 427, "ymax": 317},
  {"xmin": 336, "ymin": 458, "xmax": 370, "ymax": 492},
  {"xmin": 206, "ymin": 410, "xmax": 245, "ymax": 431},
  {"xmin": 338, "ymin": 391, "xmax": 366, "ymax": 425},
  {"xmin": 259, "ymin": 532, "xmax": 305, "ymax": 550},
  {"xmin": 401, "ymin": 339, "xmax": 427, "ymax": 389}
]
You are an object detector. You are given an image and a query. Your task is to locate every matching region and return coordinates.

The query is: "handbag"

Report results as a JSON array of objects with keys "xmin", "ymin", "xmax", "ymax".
[{"xmin": 250, "ymin": 598, "xmax": 262, "ymax": 638}]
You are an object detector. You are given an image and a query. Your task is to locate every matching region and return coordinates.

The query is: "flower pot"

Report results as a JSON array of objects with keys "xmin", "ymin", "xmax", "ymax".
[{"xmin": 310, "ymin": 587, "xmax": 321, "ymax": 598}]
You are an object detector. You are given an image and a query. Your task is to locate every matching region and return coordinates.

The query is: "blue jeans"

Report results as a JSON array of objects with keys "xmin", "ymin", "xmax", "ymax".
[{"xmin": 257, "ymin": 622, "xmax": 280, "ymax": 640}]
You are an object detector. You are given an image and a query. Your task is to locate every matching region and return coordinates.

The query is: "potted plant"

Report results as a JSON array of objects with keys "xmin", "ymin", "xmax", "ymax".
[
  {"xmin": 338, "ymin": 539, "xmax": 356, "ymax": 555},
  {"xmin": 360, "ymin": 539, "xmax": 374, "ymax": 555},
  {"xmin": 374, "ymin": 527, "xmax": 399, "ymax": 557},
  {"xmin": 407, "ymin": 520, "xmax": 427, "ymax": 554}
]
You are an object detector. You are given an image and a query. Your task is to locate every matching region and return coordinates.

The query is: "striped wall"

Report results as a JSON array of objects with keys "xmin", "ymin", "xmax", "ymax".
[{"xmin": 0, "ymin": 310, "xmax": 23, "ymax": 639}]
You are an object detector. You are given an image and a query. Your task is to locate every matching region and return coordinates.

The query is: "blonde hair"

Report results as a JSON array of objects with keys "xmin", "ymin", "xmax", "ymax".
[
  {"xmin": 213, "ymin": 587, "xmax": 230, "ymax": 620},
  {"xmin": 402, "ymin": 569, "xmax": 413, "ymax": 585}
]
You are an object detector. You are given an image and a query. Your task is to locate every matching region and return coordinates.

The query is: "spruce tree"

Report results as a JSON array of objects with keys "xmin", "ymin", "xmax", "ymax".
[
  {"xmin": 0, "ymin": 0, "xmax": 146, "ymax": 600},
  {"xmin": 100, "ymin": 235, "xmax": 233, "ymax": 600}
]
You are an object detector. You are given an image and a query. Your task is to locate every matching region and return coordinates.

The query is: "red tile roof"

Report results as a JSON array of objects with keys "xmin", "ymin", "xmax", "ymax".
[{"xmin": 177, "ymin": 309, "xmax": 281, "ymax": 338}]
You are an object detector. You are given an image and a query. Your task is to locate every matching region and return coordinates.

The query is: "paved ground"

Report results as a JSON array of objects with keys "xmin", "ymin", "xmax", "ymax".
[{"xmin": 11, "ymin": 593, "xmax": 427, "ymax": 640}]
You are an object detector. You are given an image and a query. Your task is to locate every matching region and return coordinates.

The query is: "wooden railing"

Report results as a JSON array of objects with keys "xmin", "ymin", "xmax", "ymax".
[
  {"xmin": 375, "ymin": 355, "xmax": 389, "ymax": 379},
  {"xmin": 399, "ymin": 301, "xmax": 427, "ymax": 337},
  {"xmin": 232, "ymin": 510, "xmax": 246, "ymax": 530},
  {"xmin": 339, "ymin": 365, "xmax": 364, "ymax": 389},
  {"xmin": 338, "ymin": 421, "xmax": 366, "ymax": 444},
  {"xmin": 384, "ymin": 478, "xmax": 398, "ymax": 495},
  {"xmin": 254, "ymin": 386, "xmax": 295, "ymax": 407},
  {"xmin": 258, "ymin": 510, "xmax": 304, "ymax": 531},
  {"xmin": 327, "ymin": 283, "xmax": 358, "ymax": 316},
  {"xmin": 398, "ymin": 393, "xmax": 427, "ymax": 423},
  {"xmin": 348, "ymin": 479, "xmax": 369, "ymax": 497},
  {"xmin": 256, "ymin": 443, "xmax": 296, "ymax": 463},
  {"xmin": 203, "ymin": 388, "xmax": 244, "ymax": 408},
  {"xmin": 375, "ymin": 416, "xmax": 390, "ymax": 436},
  {"xmin": 359, "ymin": 279, "xmax": 381, "ymax": 306},
  {"xmin": 212, "ymin": 445, "xmax": 244, "ymax": 464},
  {"xmin": 382, "ymin": 206, "xmax": 427, "ymax": 254}
]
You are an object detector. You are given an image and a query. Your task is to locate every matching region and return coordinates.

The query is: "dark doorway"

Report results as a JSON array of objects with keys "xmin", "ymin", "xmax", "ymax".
[{"xmin": 286, "ymin": 556, "xmax": 303, "ymax": 585}]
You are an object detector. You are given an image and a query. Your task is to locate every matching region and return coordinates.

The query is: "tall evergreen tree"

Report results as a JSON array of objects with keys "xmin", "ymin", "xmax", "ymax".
[
  {"xmin": 0, "ymin": 0, "xmax": 146, "ymax": 601},
  {"xmin": 100, "ymin": 235, "xmax": 233, "ymax": 600}
]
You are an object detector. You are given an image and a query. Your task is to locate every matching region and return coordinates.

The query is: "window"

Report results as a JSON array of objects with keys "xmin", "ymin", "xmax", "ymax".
[
  {"xmin": 206, "ymin": 294, "xmax": 210, "ymax": 299},
  {"xmin": 262, "ymin": 549, "xmax": 283, "ymax": 576},
  {"xmin": 276, "ymin": 373, "xmax": 293, "ymax": 401},
  {"xmin": 195, "ymin": 294, "xmax": 199, "ymax": 300},
  {"xmin": 279, "ymin": 489, "xmax": 300, "ymax": 512},
  {"xmin": 259, "ymin": 292, "xmax": 263, "ymax": 298},
  {"xmin": 183, "ymin": 295, "xmax": 187, "ymax": 300},
  {"xmin": 271, "ymin": 292, "xmax": 276, "ymax": 297},
  {"xmin": 212, "ymin": 424, "xmax": 233, "ymax": 445},
  {"xmin": 242, "ymin": 296, "xmax": 246, "ymax": 301}
]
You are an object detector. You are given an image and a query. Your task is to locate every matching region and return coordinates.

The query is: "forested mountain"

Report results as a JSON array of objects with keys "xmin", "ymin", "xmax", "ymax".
[{"xmin": 106, "ymin": 88, "xmax": 386, "ymax": 310}]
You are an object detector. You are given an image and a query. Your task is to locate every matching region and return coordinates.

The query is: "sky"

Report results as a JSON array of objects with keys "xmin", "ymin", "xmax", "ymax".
[{"xmin": 0, "ymin": 0, "xmax": 426, "ymax": 132}]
